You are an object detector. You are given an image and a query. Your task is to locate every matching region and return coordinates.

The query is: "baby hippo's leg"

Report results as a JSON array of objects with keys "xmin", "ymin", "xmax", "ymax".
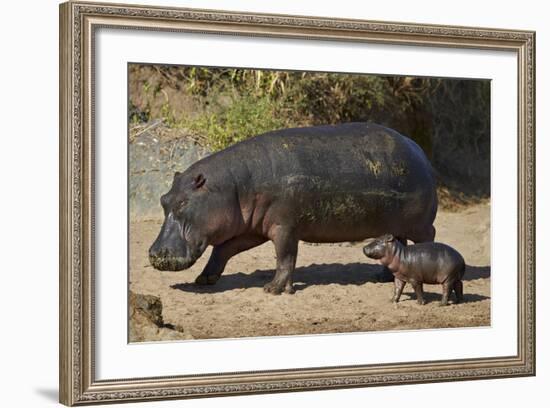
[
  {"xmin": 392, "ymin": 279, "xmax": 406, "ymax": 303},
  {"xmin": 453, "ymin": 280, "xmax": 464, "ymax": 304},
  {"xmin": 440, "ymin": 281, "xmax": 454, "ymax": 306},
  {"xmin": 411, "ymin": 281, "xmax": 425, "ymax": 305}
]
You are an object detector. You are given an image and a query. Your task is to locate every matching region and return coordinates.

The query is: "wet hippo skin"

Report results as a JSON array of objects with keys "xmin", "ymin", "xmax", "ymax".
[
  {"xmin": 363, "ymin": 234, "xmax": 465, "ymax": 305},
  {"xmin": 149, "ymin": 122, "xmax": 438, "ymax": 294}
]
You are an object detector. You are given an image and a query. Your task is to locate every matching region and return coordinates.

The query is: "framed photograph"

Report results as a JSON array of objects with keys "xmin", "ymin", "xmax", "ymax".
[{"xmin": 59, "ymin": 1, "xmax": 535, "ymax": 405}]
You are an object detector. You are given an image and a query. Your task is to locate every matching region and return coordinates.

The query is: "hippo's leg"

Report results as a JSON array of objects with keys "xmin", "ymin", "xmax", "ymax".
[
  {"xmin": 409, "ymin": 225, "xmax": 436, "ymax": 244},
  {"xmin": 411, "ymin": 281, "xmax": 426, "ymax": 305},
  {"xmin": 392, "ymin": 279, "xmax": 406, "ymax": 303},
  {"xmin": 453, "ymin": 280, "xmax": 464, "ymax": 304},
  {"xmin": 264, "ymin": 227, "xmax": 298, "ymax": 295},
  {"xmin": 440, "ymin": 281, "xmax": 454, "ymax": 306},
  {"xmin": 195, "ymin": 235, "xmax": 267, "ymax": 285}
]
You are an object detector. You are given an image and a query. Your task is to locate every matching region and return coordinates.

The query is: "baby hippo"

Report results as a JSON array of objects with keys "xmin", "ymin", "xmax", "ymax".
[{"xmin": 363, "ymin": 234, "xmax": 465, "ymax": 306}]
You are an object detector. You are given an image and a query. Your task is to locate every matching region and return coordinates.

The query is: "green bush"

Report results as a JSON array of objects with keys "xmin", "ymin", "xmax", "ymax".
[
  {"xmin": 182, "ymin": 94, "xmax": 287, "ymax": 151},
  {"xmin": 129, "ymin": 65, "xmax": 491, "ymax": 197}
]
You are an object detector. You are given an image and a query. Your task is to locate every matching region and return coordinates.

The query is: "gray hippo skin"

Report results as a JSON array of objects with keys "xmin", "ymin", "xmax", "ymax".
[
  {"xmin": 149, "ymin": 122, "xmax": 438, "ymax": 294},
  {"xmin": 363, "ymin": 234, "xmax": 465, "ymax": 305}
]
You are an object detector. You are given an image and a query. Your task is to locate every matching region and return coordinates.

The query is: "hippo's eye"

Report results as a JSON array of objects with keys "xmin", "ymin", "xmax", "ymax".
[
  {"xmin": 176, "ymin": 199, "xmax": 188, "ymax": 212},
  {"xmin": 173, "ymin": 203, "xmax": 186, "ymax": 218}
]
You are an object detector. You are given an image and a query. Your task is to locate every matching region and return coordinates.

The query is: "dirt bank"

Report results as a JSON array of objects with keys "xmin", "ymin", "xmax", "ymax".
[{"xmin": 129, "ymin": 202, "xmax": 490, "ymax": 341}]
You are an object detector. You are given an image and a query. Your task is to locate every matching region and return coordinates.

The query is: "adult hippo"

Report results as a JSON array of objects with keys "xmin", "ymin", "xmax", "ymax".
[{"xmin": 149, "ymin": 122, "xmax": 437, "ymax": 294}]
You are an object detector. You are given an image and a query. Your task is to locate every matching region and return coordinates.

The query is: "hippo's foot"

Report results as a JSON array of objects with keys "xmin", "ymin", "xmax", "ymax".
[
  {"xmin": 263, "ymin": 280, "xmax": 295, "ymax": 295},
  {"xmin": 195, "ymin": 274, "xmax": 220, "ymax": 286}
]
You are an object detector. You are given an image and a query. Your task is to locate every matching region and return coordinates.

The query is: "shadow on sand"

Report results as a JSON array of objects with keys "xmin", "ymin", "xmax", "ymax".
[
  {"xmin": 464, "ymin": 265, "xmax": 491, "ymax": 280},
  {"xmin": 172, "ymin": 262, "xmax": 382, "ymax": 294},
  {"xmin": 171, "ymin": 263, "xmax": 490, "ymax": 303},
  {"xmin": 398, "ymin": 291, "xmax": 490, "ymax": 304}
]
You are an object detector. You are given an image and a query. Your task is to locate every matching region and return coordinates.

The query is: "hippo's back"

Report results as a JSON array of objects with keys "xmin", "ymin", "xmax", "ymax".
[
  {"xmin": 247, "ymin": 122, "xmax": 431, "ymax": 187},
  {"xmin": 200, "ymin": 122, "xmax": 437, "ymax": 242}
]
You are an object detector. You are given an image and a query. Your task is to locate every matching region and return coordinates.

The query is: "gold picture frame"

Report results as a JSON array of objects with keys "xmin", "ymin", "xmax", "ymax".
[{"xmin": 59, "ymin": 1, "xmax": 536, "ymax": 405}]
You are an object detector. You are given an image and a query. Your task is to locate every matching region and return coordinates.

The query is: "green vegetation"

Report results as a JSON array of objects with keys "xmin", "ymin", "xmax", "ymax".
[
  {"xmin": 129, "ymin": 64, "xmax": 490, "ymax": 197},
  {"xmin": 128, "ymin": 67, "xmax": 434, "ymax": 151},
  {"xmin": 182, "ymin": 95, "xmax": 286, "ymax": 151}
]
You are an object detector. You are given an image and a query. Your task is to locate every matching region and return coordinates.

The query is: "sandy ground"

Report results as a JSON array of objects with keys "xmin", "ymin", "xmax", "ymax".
[{"xmin": 129, "ymin": 202, "xmax": 490, "ymax": 341}]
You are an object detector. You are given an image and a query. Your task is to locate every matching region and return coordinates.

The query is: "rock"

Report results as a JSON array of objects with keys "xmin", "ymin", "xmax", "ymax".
[
  {"xmin": 129, "ymin": 291, "xmax": 164, "ymax": 326},
  {"xmin": 129, "ymin": 126, "xmax": 210, "ymax": 219},
  {"xmin": 129, "ymin": 291, "xmax": 191, "ymax": 342}
]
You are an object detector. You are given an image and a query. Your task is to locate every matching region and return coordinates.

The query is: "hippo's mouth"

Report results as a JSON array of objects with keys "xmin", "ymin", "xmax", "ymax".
[{"xmin": 149, "ymin": 255, "xmax": 198, "ymax": 271}]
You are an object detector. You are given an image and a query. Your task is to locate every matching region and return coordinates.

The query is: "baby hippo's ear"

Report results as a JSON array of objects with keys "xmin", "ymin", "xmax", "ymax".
[{"xmin": 385, "ymin": 234, "xmax": 395, "ymax": 242}]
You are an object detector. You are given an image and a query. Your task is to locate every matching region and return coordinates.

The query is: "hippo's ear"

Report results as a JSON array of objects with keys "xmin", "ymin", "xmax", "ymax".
[
  {"xmin": 174, "ymin": 171, "xmax": 182, "ymax": 179},
  {"xmin": 193, "ymin": 173, "xmax": 206, "ymax": 189},
  {"xmin": 385, "ymin": 234, "xmax": 395, "ymax": 242}
]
